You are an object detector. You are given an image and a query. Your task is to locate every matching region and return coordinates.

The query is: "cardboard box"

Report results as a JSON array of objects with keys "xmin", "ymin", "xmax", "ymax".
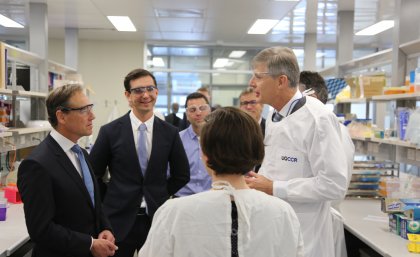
[
  {"xmin": 381, "ymin": 198, "xmax": 420, "ymax": 213},
  {"xmin": 405, "ymin": 209, "xmax": 420, "ymax": 220},
  {"xmin": 346, "ymin": 75, "xmax": 386, "ymax": 98},
  {"xmin": 401, "ymin": 216, "xmax": 420, "ymax": 239}
]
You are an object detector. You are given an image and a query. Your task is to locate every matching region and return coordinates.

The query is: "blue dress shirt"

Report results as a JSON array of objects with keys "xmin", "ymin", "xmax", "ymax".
[{"xmin": 176, "ymin": 125, "xmax": 212, "ymax": 196}]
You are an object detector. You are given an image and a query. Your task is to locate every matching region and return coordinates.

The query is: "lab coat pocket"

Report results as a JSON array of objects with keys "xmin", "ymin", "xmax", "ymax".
[{"xmin": 275, "ymin": 148, "xmax": 305, "ymax": 180}]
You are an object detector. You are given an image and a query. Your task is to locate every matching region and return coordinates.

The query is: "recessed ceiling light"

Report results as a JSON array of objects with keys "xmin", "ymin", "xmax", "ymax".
[
  {"xmin": 229, "ymin": 51, "xmax": 246, "ymax": 58},
  {"xmin": 107, "ymin": 16, "xmax": 136, "ymax": 32},
  {"xmin": 213, "ymin": 58, "xmax": 229, "ymax": 68},
  {"xmin": 0, "ymin": 14, "xmax": 24, "ymax": 28},
  {"xmin": 248, "ymin": 19, "xmax": 279, "ymax": 34},
  {"xmin": 355, "ymin": 20, "xmax": 394, "ymax": 36},
  {"xmin": 152, "ymin": 57, "xmax": 165, "ymax": 67}
]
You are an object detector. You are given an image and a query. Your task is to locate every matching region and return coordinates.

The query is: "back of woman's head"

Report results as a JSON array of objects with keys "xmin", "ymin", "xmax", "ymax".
[{"xmin": 200, "ymin": 107, "xmax": 264, "ymax": 175}]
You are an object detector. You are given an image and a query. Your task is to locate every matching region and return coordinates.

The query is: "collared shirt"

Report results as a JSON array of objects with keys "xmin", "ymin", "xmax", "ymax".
[
  {"xmin": 50, "ymin": 129, "xmax": 94, "ymax": 249},
  {"xmin": 277, "ymin": 90, "xmax": 303, "ymax": 118},
  {"xmin": 176, "ymin": 125, "xmax": 211, "ymax": 196},
  {"xmin": 129, "ymin": 111, "xmax": 155, "ymax": 208},
  {"xmin": 50, "ymin": 129, "xmax": 82, "ymax": 177},
  {"xmin": 129, "ymin": 111, "xmax": 154, "ymax": 160}
]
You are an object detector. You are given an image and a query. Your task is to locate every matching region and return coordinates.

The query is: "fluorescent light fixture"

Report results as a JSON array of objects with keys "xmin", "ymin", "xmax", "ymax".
[
  {"xmin": 355, "ymin": 20, "xmax": 394, "ymax": 36},
  {"xmin": 213, "ymin": 58, "xmax": 229, "ymax": 68},
  {"xmin": 107, "ymin": 16, "xmax": 136, "ymax": 32},
  {"xmin": 248, "ymin": 19, "xmax": 279, "ymax": 34},
  {"xmin": 152, "ymin": 57, "xmax": 165, "ymax": 67},
  {"xmin": 229, "ymin": 51, "xmax": 246, "ymax": 58},
  {"xmin": 0, "ymin": 14, "xmax": 24, "ymax": 28}
]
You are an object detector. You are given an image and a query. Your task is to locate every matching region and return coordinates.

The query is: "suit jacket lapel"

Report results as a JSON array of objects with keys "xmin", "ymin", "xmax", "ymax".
[
  {"xmin": 46, "ymin": 135, "xmax": 96, "ymax": 210},
  {"xmin": 121, "ymin": 112, "xmax": 144, "ymax": 178}
]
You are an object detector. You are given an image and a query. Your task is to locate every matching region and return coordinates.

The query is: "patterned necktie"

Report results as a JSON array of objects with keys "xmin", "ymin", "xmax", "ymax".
[
  {"xmin": 272, "ymin": 111, "xmax": 283, "ymax": 122},
  {"xmin": 71, "ymin": 144, "xmax": 95, "ymax": 206},
  {"xmin": 138, "ymin": 123, "xmax": 148, "ymax": 176}
]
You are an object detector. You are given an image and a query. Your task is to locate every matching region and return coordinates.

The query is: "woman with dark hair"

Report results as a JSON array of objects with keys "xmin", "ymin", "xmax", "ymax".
[{"xmin": 138, "ymin": 107, "xmax": 304, "ymax": 257}]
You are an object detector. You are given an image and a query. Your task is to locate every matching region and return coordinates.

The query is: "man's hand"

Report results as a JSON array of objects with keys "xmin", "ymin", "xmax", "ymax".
[
  {"xmin": 99, "ymin": 230, "xmax": 115, "ymax": 244},
  {"xmin": 91, "ymin": 238, "xmax": 118, "ymax": 257},
  {"xmin": 245, "ymin": 171, "xmax": 273, "ymax": 195}
]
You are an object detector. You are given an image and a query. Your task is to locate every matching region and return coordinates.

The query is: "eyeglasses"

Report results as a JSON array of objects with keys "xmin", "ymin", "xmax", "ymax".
[
  {"xmin": 240, "ymin": 100, "xmax": 258, "ymax": 106},
  {"xmin": 186, "ymin": 104, "xmax": 210, "ymax": 113},
  {"xmin": 252, "ymin": 71, "xmax": 271, "ymax": 80},
  {"xmin": 59, "ymin": 104, "xmax": 94, "ymax": 114},
  {"xmin": 128, "ymin": 86, "xmax": 157, "ymax": 95}
]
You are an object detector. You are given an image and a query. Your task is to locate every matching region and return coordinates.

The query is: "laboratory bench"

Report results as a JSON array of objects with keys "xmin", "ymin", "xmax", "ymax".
[
  {"xmin": 0, "ymin": 204, "xmax": 29, "ymax": 257},
  {"xmin": 341, "ymin": 199, "xmax": 417, "ymax": 257},
  {"xmin": 0, "ymin": 199, "xmax": 418, "ymax": 257}
]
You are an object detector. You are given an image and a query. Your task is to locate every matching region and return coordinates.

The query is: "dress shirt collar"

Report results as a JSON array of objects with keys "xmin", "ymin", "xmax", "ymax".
[
  {"xmin": 185, "ymin": 125, "xmax": 198, "ymax": 140},
  {"xmin": 50, "ymin": 128, "xmax": 77, "ymax": 152},
  {"xmin": 278, "ymin": 90, "xmax": 303, "ymax": 118},
  {"xmin": 129, "ymin": 111, "xmax": 154, "ymax": 132}
]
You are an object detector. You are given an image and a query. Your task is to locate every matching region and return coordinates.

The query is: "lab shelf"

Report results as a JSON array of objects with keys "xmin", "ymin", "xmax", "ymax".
[
  {"xmin": 372, "ymin": 92, "xmax": 420, "ymax": 101},
  {"xmin": 336, "ymin": 97, "xmax": 371, "ymax": 104},
  {"xmin": 0, "ymin": 88, "xmax": 47, "ymax": 98},
  {"xmin": 48, "ymin": 60, "xmax": 76, "ymax": 75},
  {"xmin": 340, "ymin": 49, "xmax": 392, "ymax": 74},
  {"xmin": 400, "ymin": 38, "xmax": 420, "ymax": 57}
]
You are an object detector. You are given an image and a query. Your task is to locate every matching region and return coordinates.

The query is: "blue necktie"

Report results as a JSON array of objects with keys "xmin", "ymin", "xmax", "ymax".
[
  {"xmin": 71, "ymin": 145, "xmax": 95, "ymax": 206},
  {"xmin": 138, "ymin": 123, "xmax": 148, "ymax": 176},
  {"xmin": 272, "ymin": 111, "xmax": 283, "ymax": 122}
]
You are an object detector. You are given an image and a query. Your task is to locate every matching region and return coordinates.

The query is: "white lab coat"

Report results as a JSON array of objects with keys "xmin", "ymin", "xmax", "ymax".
[
  {"xmin": 261, "ymin": 96, "xmax": 348, "ymax": 257},
  {"xmin": 138, "ymin": 188, "xmax": 304, "ymax": 257}
]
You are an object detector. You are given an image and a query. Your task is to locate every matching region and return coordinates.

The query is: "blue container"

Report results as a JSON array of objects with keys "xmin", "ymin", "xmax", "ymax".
[
  {"xmin": 0, "ymin": 207, "xmax": 6, "ymax": 221},
  {"xmin": 397, "ymin": 108, "xmax": 410, "ymax": 140}
]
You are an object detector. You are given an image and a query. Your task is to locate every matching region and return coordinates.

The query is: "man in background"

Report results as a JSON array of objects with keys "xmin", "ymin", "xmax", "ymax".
[
  {"xmin": 90, "ymin": 68, "xmax": 190, "ymax": 257},
  {"xmin": 164, "ymin": 102, "xmax": 181, "ymax": 127},
  {"xmin": 176, "ymin": 92, "xmax": 212, "ymax": 197},
  {"xmin": 238, "ymin": 87, "xmax": 266, "ymax": 136},
  {"xmin": 18, "ymin": 84, "xmax": 117, "ymax": 257}
]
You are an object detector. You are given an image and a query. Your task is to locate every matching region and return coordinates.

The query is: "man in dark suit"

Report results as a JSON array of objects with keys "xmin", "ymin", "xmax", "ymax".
[
  {"xmin": 164, "ymin": 102, "xmax": 181, "ymax": 127},
  {"xmin": 89, "ymin": 68, "xmax": 190, "ymax": 257},
  {"xmin": 239, "ymin": 87, "xmax": 266, "ymax": 173},
  {"xmin": 17, "ymin": 84, "xmax": 117, "ymax": 257},
  {"xmin": 239, "ymin": 87, "xmax": 266, "ymax": 136}
]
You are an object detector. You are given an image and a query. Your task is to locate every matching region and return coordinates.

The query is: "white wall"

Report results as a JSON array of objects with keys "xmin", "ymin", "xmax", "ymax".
[{"xmin": 49, "ymin": 39, "xmax": 143, "ymax": 139}]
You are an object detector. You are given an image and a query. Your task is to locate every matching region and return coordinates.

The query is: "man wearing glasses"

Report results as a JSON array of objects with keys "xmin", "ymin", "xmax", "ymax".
[
  {"xmin": 18, "ymin": 84, "xmax": 118, "ymax": 257},
  {"xmin": 245, "ymin": 47, "xmax": 349, "ymax": 257},
  {"xmin": 89, "ymin": 68, "xmax": 190, "ymax": 257},
  {"xmin": 238, "ymin": 87, "xmax": 266, "ymax": 137},
  {"xmin": 175, "ymin": 92, "xmax": 212, "ymax": 197}
]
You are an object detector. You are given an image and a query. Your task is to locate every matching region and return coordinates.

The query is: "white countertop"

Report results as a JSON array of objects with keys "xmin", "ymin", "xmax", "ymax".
[
  {"xmin": 0, "ymin": 203, "xmax": 29, "ymax": 257},
  {"xmin": 0, "ymin": 197, "xmax": 417, "ymax": 257},
  {"xmin": 341, "ymin": 199, "xmax": 417, "ymax": 257}
]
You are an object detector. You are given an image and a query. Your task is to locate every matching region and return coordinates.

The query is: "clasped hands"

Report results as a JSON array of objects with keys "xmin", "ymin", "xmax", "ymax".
[{"xmin": 92, "ymin": 230, "xmax": 118, "ymax": 257}]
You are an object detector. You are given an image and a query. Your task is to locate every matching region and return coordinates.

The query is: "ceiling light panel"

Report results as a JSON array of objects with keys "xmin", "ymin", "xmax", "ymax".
[
  {"xmin": 0, "ymin": 14, "xmax": 24, "ymax": 28},
  {"xmin": 248, "ymin": 19, "xmax": 279, "ymax": 34},
  {"xmin": 355, "ymin": 20, "xmax": 394, "ymax": 36},
  {"xmin": 229, "ymin": 51, "xmax": 246, "ymax": 58},
  {"xmin": 107, "ymin": 16, "xmax": 136, "ymax": 32}
]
